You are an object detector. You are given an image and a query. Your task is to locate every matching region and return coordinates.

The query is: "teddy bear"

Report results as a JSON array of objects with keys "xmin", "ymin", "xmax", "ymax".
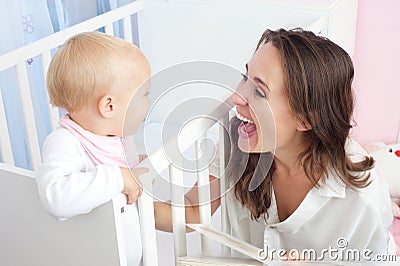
[{"xmin": 365, "ymin": 141, "xmax": 400, "ymax": 255}]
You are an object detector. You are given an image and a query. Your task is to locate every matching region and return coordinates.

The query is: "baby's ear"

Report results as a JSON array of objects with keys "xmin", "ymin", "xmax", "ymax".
[{"xmin": 98, "ymin": 95, "xmax": 114, "ymax": 118}]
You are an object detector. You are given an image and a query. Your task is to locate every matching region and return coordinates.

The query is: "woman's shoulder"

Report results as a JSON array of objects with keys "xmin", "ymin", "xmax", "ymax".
[
  {"xmin": 345, "ymin": 139, "xmax": 392, "ymax": 224},
  {"xmin": 323, "ymin": 138, "xmax": 391, "ymax": 221},
  {"xmin": 345, "ymin": 138, "xmax": 389, "ymax": 191},
  {"xmin": 345, "ymin": 137, "xmax": 369, "ymax": 159},
  {"xmin": 344, "ymin": 138, "xmax": 389, "ymax": 192}
]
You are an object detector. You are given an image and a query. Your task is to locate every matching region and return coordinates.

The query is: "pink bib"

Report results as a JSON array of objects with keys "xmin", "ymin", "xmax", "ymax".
[{"xmin": 59, "ymin": 115, "xmax": 139, "ymax": 167}]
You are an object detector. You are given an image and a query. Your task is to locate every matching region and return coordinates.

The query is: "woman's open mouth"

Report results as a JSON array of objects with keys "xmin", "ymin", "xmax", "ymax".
[{"xmin": 236, "ymin": 111, "xmax": 257, "ymax": 139}]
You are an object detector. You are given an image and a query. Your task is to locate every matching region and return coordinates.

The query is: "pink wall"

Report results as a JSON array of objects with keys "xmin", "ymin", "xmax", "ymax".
[{"xmin": 351, "ymin": 0, "xmax": 400, "ymax": 145}]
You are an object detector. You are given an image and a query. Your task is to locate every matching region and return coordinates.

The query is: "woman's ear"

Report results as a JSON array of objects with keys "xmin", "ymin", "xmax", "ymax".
[
  {"xmin": 297, "ymin": 122, "xmax": 312, "ymax": 132},
  {"xmin": 296, "ymin": 112, "xmax": 318, "ymax": 132},
  {"xmin": 296, "ymin": 117, "xmax": 312, "ymax": 132},
  {"xmin": 98, "ymin": 95, "xmax": 114, "ymax": 119}
]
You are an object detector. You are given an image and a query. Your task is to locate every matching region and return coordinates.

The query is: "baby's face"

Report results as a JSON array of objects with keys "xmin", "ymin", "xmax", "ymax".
[{"xmin": 111, "ymin": 49, "xmax": 151, "ymax": 136}]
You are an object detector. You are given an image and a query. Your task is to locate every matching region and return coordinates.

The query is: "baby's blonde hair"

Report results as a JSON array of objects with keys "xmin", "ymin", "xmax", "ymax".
[{"xmin": 47, "ymin": 31, "xmax": 136, "ymax": 112}]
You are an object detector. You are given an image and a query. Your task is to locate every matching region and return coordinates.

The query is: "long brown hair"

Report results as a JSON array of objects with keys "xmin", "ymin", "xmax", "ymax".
[{"xmin": 227, "ymin": 28, "xmax": 374, "ymax": 221}]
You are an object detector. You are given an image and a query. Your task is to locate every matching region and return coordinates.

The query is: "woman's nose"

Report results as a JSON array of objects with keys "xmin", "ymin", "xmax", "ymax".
[{"xmin": 230, "ymin": 90, "xmax": 248, "ymax": 106}]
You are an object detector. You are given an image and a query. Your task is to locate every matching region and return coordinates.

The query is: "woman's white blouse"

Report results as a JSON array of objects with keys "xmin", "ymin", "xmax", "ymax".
[{"xmin": 225, "ymin": 138, "xmax": 393, "ymax": 261}]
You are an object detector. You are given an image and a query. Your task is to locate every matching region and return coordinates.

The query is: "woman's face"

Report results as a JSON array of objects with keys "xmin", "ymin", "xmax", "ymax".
[{"xmin": 230, "ymin": 42, "xmax": 302, "ymax": 153}]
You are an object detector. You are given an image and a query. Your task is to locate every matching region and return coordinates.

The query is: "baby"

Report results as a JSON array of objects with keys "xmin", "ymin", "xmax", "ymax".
[{"xmin": 36, "ymin": 31, "xmax": 150, "ymax": 265}]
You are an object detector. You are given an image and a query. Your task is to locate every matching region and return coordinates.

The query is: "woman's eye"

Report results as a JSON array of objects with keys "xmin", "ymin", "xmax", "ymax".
[
  {"xmin": 255, "ymin": 87, "xmax": 266, "ymax": 98},
  {"xmin": 241, "ymin": 73, "xmax": 248, "ymax": 81}
]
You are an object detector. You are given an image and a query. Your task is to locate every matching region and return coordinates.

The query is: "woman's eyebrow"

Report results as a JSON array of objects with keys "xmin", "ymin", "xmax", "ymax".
[
  {"xmin": 246, "ymin": 63, "xmax": 271, "ymax": 93},
  {"xmin": 254, "ymin": 77, "xmax": 270, "ymax": 93}
]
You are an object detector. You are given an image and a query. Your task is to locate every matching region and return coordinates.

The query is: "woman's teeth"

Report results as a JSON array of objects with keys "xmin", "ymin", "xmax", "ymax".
[{"xmin": 236, "ymin": 112, "xmax": 254, "ymax": 124}]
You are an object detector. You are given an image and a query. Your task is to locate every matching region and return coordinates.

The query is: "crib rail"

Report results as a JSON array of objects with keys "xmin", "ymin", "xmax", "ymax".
[
  {"xmin": 0, "ymin": 1, "xmax": 143, "ymax": 170},
  {"xmin": 0, "ymin": 163, "xmax": 128, "ymax": 266},
  {"xmin": 137, "ymin": 96, "xmax": 233, "ymax": 266},
  {"xmin": 0, "ymin": 1, "xmax": 142, "ymax": 72}
]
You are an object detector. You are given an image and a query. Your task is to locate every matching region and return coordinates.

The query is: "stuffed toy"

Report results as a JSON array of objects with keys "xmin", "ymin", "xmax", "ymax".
[{"xmin": 365, "ymin": 142, "xmax": 400, "ymax": 255}]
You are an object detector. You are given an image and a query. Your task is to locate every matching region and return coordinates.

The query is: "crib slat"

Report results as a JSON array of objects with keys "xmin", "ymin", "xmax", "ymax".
[
  {"xmin": 0, "ymin": 1, "xmax": 143, "ymax": 72},
  {"xmin": 219, "ymin": 115, "xmax": 231, "ymax": 256},
  {"xmin": 196, "ymin": 133, "xmax": 213, "ymax": 256},
  {"xmin": 169, "ymin": 164, "xmax": 188, "ymax": 262},
  {"xmin": 112, "ymin": 194, "xmax": 128, "ymax": 266},
  {"xmin": 15, "ymin": 63, "xmax": 41, "ymax": 170},
  {"xmin": 0, "ymin": 89, "xmax": 15, "ymax": 165},
  {"xmin": 105, "ymin": 23, "xmax": 115, "ymax": 36},
  {"xmin": 138, "ymin": 178, "xmax": 158, "ymax": 266},
  {"xmin": 41, "ymin": 51, "xmax": 59, "ymax": 130},
  {"xmin": 123, "ymin": 16, "xmax": 133, "ymax": 43}
]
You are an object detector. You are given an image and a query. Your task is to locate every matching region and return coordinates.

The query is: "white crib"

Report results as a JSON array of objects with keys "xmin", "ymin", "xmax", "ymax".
[
  {"xmin": 0, "ymin": 3, "xmax": 144, "ymax": 266},
  {"xmin": 0, "ymin": 1, "xmax": 359, "ymax": 265},
  {"xmin": 0, "ymin": 163, "xmax": 129, "ymax": 266}
]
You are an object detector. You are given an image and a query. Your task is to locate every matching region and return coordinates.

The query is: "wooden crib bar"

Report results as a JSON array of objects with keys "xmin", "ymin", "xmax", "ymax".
[
  {"xmin": 139, "ymin": 176, "xmax": 158, "ymax": 266},
  {"xmin": 0, "ymin": 1, "xmax": 143, "ymax": 72},
  {"xmin": 196, "ymin": 132, "xmax": 213, "ymax": 256},
  {"xmin": 169, "ymin": 163, "xmax": 188, "ymax": 263},
  {"xmin": 40, "ymin": 51, "xmax": 60, "ymax": 131},
  {"xmin": 123, "ymin": 17, "xmax": 134, "ymax": 43},
  {"xmin": 219, "ymin": 116, "xmax": 232, "ymax": 256},
  {"xmin": 0, "ymin": 90, "xmax": 14, "ymax": 165},
  {"xmin": 105, "ymin": 23, "xmax": 115, "ymax": 36},
  {"xmin": 15, "ymin": 62, "xmax": 41, "ymax": 170}
]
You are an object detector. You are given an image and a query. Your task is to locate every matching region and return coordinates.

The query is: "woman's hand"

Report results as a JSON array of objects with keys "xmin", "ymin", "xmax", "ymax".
[{"xmin": 281, "ymin": 249, "xmax": 306, "ymax": 261}]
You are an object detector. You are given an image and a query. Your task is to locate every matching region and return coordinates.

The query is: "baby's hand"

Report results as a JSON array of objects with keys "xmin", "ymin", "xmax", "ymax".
[
  {"xmin": 120, "ymin": 167, "xmax": 149, "ymax": 204},
  {"xmin": 139, "ymin": 154, "xmax": 148, "ymax": 163},
  {"xmin": 392, "ymin": 202, "xmax": 400, "ymax": 218}
]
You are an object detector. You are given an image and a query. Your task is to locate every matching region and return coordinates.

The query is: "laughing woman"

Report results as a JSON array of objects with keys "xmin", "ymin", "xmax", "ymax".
[{"xmin": 154, "ymin": 28, "xmax": 394, "ymax": 261}]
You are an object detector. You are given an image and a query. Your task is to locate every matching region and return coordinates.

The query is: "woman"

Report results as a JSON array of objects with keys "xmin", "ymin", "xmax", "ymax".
[{"xmin": 155, "ymin": 28, "xmax": 393, "ymax": 261}]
